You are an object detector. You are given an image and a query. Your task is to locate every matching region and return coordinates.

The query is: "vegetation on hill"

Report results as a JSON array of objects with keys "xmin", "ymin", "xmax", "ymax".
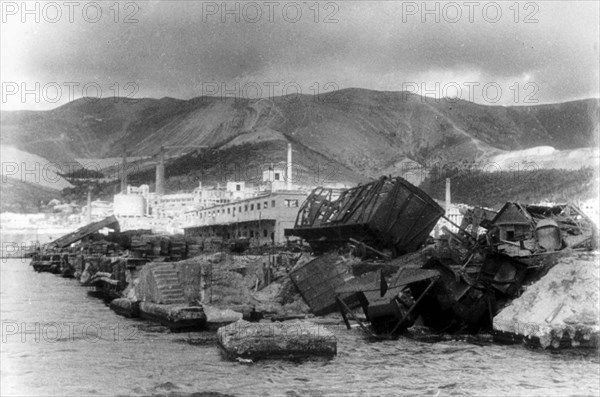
[
  {"xmin": 0, "ymin": 179, "xmax": 61, "ymax": 213},
  {"xmin": 420, "ymin": 167, "xmax": 598, "ymax": 209}
]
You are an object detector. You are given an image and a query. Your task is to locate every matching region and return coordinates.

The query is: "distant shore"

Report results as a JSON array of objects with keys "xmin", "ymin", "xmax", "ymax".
[{"xmin": 0, "ymin": 228, "xmax": 76, "ymax": 257}]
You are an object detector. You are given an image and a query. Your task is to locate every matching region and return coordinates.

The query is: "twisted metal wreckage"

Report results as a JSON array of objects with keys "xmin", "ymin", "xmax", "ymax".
[
  {"xmin": 285, "ymin": 176, "xmax": 597, "ymax": 339},
  {"xmin": 29, "ymin": 175, "xmax": 596, "ymax": 338}
]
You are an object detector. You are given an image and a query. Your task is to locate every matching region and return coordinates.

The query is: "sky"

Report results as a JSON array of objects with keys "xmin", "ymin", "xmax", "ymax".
[{"xmin": 1, "ymin": 0, "xmax": 599, "ymax": 110}]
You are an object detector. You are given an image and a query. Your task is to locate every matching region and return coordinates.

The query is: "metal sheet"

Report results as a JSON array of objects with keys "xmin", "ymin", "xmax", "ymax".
[
  {"xmin": 48, "ymin": 216, "xmax": 120, "ymax": 249},
  {"xmin": 289, "ymin": 253, "xmax": 351, "ymax": 315}
]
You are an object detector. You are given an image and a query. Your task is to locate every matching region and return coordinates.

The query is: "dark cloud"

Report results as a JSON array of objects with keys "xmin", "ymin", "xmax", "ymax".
[{"xmin": 1, "ymin": 1, "xmax": 598, "ymax": 109}]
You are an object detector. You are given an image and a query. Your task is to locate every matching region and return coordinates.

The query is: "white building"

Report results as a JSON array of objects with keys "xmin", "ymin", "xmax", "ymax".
[
  {"xmin": 81, "ymin": 200, "xmax": 113, "ymax": 221},
  {"xmin": 183, "ymin": 190, "xmax": 308, "ymax": 245}
]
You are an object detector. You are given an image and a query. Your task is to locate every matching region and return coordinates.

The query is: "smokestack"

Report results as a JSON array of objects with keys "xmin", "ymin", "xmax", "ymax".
[
  {"xmin": 156, "ymin": 147, "xmax": 165, "ymax": 195},
  {"xmin": 87, "ymin": 186, "xmax": 92, "ymax": 224},
  {"xmin": 445, "ymin": 178, "xmax": 451, "ymax": 213},
  {"xmin": 287, "ymin": 143, "xmax": 292, "ymax": 190},
  {"xmin": 120, "ymin": 153, "xmax": 128, "ymax": 194}
]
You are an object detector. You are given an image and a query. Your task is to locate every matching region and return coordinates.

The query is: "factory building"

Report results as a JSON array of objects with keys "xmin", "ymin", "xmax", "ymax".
[
  {"xmin": 112, "ymin": 143, "xmax": 344, "ymax": 236},
  {"xmin": 182, "ymin": 144, "xmax": 308, "ymax": 245},
  {"xmin": 182, "ymin": 190, "xmax": 307, "ymax": 245}
]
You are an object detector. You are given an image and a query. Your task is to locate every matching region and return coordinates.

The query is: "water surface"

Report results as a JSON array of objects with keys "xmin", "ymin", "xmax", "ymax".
[{"xmin": 1, "ymin": 259, "xmax": 598, "ymax": 396}]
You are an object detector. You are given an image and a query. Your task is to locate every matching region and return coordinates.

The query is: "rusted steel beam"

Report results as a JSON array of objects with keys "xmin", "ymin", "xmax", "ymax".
[
  {"xmin": 387, "ymin": 277, "xmax": 438, "ymax": 337},
  {"xmin": 348, "ymin": 238, "xmax": 391, "ymax": 259},
  {"xmin": 335, "ymin": 296, "xmax": 378, "ymax": 338}
]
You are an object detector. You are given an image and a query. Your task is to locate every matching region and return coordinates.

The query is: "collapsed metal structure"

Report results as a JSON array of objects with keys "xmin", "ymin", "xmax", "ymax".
[
  {"xmin": 47, "ymin": 215, "xmax": 120, "ymax": 249},
  {"xmin": 287, "ymin": 176, "xmax": 445, "ymax": 257},
  {"xmin": 285, "ymin": 174, "xmax": 597, "ymax": 339}
]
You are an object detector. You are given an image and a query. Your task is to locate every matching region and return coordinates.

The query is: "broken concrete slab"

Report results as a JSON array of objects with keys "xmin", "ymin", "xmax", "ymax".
[
  {"xmin": 217, "ymin": 319, "xmax": 337, "ymax": 360},
  {"xmin": 493, "ymin": 253, "xmax": 599, "ymax": 349},
  {"xmin": 139, "ymin": 302, "xmax": 207, "ymax": 331},
  {"xmin": 135, "ymin": 262, "xmax": 186, "ymax": 305},
  {"xmin": 110, "ymin": 298, "xmax": 140, "ymax": 318},
  {"xmin": 203, "ymin": 305, "xmax": 244, "ymax": 330}
]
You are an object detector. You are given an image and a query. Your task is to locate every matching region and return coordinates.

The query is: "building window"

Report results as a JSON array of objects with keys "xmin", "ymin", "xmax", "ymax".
[
  {"xmin": 250, "ymin": 204, "xmax": 254, "ymax": 211},
  {"xmin": 244, "ymin": 205, "xmax": 248, "ymax": 211},
  {"xmin": 236, "ymin": 184, "xmax": 241, "ymax": 191},
  {"xmin": 239, "ymin": 206, "xmax": 242, "ymax": 212},
  {"xmin": 274, "ymin": 173, "xmax": 280, "ymax": 180},
  {"xmin": 250, "ymin": 231, "xmax": 254, "ymax": 238},
  {"xmin": 227, "ymin": 208, "xmax": 230, "ymax": 214},
  {"xmin": 272, "ymin": 200, "xmax": 276, "ymax": 207},
  {"xmin": 285, "ymin": 199, "xmax": 298, "ymax": 207},
  {"xmin": 263, "ymin": 229, "xmax": 268, "ymax": 237},
  {"xmin": 264, "ymin": 201, "xmax": 268, "ymax": 208},
  {"xmin": 257, "ymin": 203, "xmax": 261, "ymax": 210}
]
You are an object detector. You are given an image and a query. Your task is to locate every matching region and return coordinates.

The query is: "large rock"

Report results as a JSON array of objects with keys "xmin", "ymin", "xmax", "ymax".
[
  {"xmin": 217, "ymin": 320, "xmax": 337, "ymax": 360},
  {"xmin": 493, "ymin": 253, "xmax": 599, "ymax": 349}
]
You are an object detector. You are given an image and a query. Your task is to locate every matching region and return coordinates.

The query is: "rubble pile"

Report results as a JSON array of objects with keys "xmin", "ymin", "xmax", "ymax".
[
  {"xmin": 28, "ymin": 175, "xmax": 599, "ymax": 352},
  {"xmin": 493, "ymin": 253, "xmax": 599, "ymax": 348},
  {"xmin": 126, "ymin": 252, "xmax": 313, "ymax": 317}
]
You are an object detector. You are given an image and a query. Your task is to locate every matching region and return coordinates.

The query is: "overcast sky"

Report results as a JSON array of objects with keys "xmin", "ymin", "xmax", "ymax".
[{"xmin": 1, "ymin": 1, "xmax": 599, "ymax": 110}]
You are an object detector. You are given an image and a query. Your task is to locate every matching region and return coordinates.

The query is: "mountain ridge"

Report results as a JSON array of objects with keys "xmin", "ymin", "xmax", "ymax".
[{"xmin": 1, "ymin": 89, "xmax": 598, "ymax": 179}]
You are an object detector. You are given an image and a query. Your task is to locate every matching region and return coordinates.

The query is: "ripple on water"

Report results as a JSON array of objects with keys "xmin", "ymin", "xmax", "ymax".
[{"xmin": 1, "ymin": 259, "xmax": 599, "ymax": 397}]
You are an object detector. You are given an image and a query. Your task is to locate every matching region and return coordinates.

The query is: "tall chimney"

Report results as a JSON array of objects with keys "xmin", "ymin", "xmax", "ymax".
[
  {"xmin": 87, "ymin": 185, "xmax": 92, "ymax": 224},
  {"xmin": 287, "ymin": 143, "xmax": 292, "ymax": 190},
  {"xmin": 120, "ymin": 153, "xmax": 128, "ymax": 194},
  {"xmin": 156, "ymin": 147, "xmax": 165, "ymax": 195},
  {"xmin": 445, "ymin": 178, "xmax": 451, "ymax": 213}
]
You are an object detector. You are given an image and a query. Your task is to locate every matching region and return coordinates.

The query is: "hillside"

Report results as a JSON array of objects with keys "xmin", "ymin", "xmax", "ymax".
[
  {"xmin": 1, "ymin": 90, "xmax": 598, "ymax": 179},
  {"xmin": 0, "ymin": 178, "xmax": 62, "ymax": 213},
  {"xmin": 420, "ymin": 167, "xmax": 599, "ymax": 209}
]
